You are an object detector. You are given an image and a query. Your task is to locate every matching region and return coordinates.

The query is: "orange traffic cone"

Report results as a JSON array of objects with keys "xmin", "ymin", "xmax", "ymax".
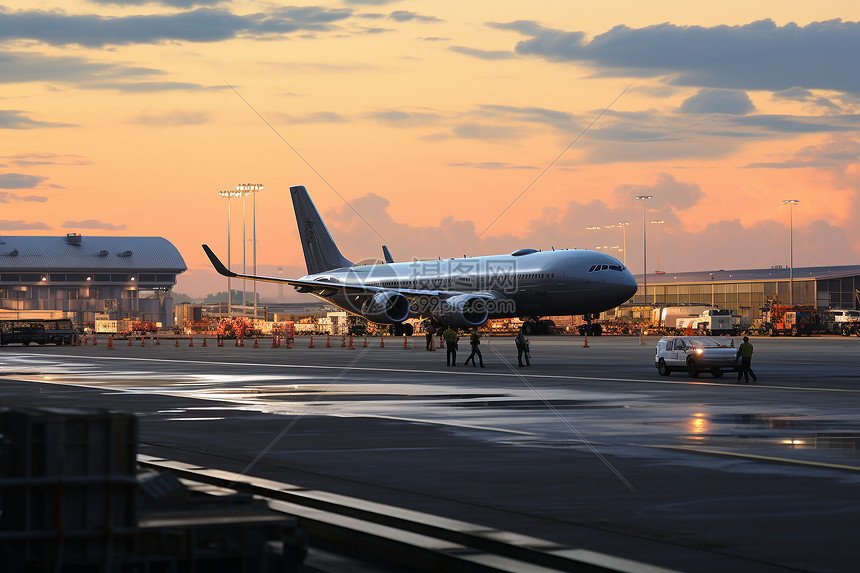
[
  {"xmin": 175, "ymin": 338, "xmax": 179, "ymax": 347},
  {"xmin": 309, "ymin": 336, "xmax": 315, "ymax": 349},
  {"xmin": 93, "ymin": 336, "xmax": 97, "ymax": 346},
  {"xmin": 403, "ymin": 336, "xmax": 408, "ymax": 349},
  {"xmin": 202, "ymin": 337, "xmax": 208, "ymax": 347},
  {"xmin": 363, "ymin": 336, "xmax": 367, "ymax": 348},
  {"xmin": 253, "ymin": 337, "xmax": 258, "ymax": 348},
  {"xmin": 326, "ymin": 334, "xmax": 331, "ymax": 348},
  {"xmin": 348, "ymin": 335, "xmax": 355, "ymax": 350},
  {"xmin": 583, "ymin": 335, "xmax": 589, "ymax": 348},
  {"xmin": 156, "ymin": 336, "xmax": 160, "ymax": 345},
  {"xmin": 189, "ymin": 337, "xmax": 194, "ymax": 347},
  {"xmin": 218, "ymin": 337, "xmax": 223, "ymax": 347},
  {"xmin": 107, "ymin": 335, "xmax": 114, "ymax": 350},
  {"xmin": 380, "ymin": 336, "xmax": 384, "ymax": 348},
  {"xmin": 141, "ymin": 336, "xmax": 146, "ymax": 347},
  {"xmin": 341, "ymin": 334, "xmax": 346, "ymax": 348},
  {"xmin": 128, "ymin": 337, "xmax": 132, "ymax": 346}
]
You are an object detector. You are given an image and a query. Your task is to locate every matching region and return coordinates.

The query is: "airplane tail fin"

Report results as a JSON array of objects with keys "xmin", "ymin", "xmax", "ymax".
[{"xmin": 290, "ymin": 186, "xmax": 354, "ymax": 274}]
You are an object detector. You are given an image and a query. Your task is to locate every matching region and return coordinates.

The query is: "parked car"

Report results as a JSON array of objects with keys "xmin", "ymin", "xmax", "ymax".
[{"xmin": 655, "ymin": 336, "xmax": 740, "ymax": 378}]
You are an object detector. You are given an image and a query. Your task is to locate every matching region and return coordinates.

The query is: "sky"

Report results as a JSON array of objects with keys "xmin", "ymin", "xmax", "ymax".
[{"xmin": 3, "ymin": 1, "xmax": 860, "ymax": 300}]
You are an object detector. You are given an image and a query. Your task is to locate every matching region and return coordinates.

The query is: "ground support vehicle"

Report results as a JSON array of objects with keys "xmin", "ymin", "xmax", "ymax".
[
  {"xmin": 675, "ymin": 308, "xmax": 736, "ymax": 336},
  {"xmin": 821, "ymin": 309, "xmax": 860, "ymax": 336},
  {"xmin": 655, "ymin": 336, "xmax": 740, "ymax": 378},
  {"xmin": 0, "ymin": 319, "xmax": 78, "ymax": 346},
  {"xmin": 757, "ymin": 304, "xmax": 816, "ymax": 336}
]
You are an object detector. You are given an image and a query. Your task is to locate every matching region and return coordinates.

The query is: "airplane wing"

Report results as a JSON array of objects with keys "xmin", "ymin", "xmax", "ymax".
[{"xmin": 202, "ymin": 244, "xmax": 495, "ymax": 299}]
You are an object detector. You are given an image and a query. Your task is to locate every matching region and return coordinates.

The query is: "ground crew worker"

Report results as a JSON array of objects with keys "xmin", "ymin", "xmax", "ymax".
[
  {"xmin": 425, "ymin": 328, "xmax": 434, "ymax": 351},
  {"xmin": 515, "ymin": 327, "xmax": 530, "ymax": 367},
  {"xmin": 736, "ymin": 336, "xmax": 757, "ymax": 384},
  {"xmin": 464, "ymin": 327, "xmax": 485, "ymax": 367},
  {"xmin": 443, "ymin": 326, "xmax": 459, "ymax": 367}
]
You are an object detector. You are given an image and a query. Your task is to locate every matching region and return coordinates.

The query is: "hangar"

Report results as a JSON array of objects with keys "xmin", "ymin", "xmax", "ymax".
[
  {"xmin": 0, "ymin": 234, "xmax": 186, "ymax": 327},
  {"xmin": 629, "ymin": 264, "xmax": 860, "ymax": 326}
]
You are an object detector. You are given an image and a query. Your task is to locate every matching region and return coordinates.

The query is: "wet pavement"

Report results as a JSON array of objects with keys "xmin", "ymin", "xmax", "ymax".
[{"xmin": 1, "ymin": 334, "xmax": 858, "ymax": 572}]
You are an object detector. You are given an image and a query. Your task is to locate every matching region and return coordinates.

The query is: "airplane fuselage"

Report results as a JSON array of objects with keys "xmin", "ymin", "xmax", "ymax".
[{"xmin": 301, "ymin": 248, "xmax": 637, "ymax": 320}]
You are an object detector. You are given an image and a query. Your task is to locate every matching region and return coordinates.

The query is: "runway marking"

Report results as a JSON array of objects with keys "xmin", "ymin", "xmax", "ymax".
[
  {"xmin": 647, "ymin": 444, "xmax": 860, "ymax": 472},
  {"xmin": 3, "ymin": 352, "xmax": 859, "ymax": 392}
]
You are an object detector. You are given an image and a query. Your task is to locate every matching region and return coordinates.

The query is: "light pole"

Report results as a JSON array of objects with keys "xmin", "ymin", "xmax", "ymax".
[
  {"xmin": 635, "ymin": 195, "xmax": 652, "ymax": 305},
  {"xmin": 218, "ymin": 190, "xmax": 242, "ymax": 316},
  {"xmin": 237, "ymin": 183, "xmax": 264, "ymax": 320},
  {"xmin": 650, "ymin": 220, "xmax": 664, "ymax": 272},
  {"xmin": 783, "ymin": 199, "xmax": 800, "ymax": 305}
]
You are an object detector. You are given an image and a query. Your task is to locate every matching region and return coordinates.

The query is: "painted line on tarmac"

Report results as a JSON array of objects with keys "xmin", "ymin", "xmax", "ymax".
[
  {"xmin": 5, "ymin": 352, "xmax": 860, "ymax": 393},
  {"xmin": 646, "ymin": 444, "xmax": 860, "ymax": 472}
]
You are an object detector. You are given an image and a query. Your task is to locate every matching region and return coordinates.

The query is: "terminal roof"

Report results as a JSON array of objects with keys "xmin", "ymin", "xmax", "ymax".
[{"xmin": 0, "ymin": 236, "xmax": 186, "ymax": 271}]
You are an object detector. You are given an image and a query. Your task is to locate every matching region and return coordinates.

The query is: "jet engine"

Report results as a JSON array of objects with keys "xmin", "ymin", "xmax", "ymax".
[
  {"xmin": 361, "ymin": 291, "xmax": 410, "ymax": 324},
  {"xmin": 432, "ymin": 294, "xmax": 489, "ymax": 329}
]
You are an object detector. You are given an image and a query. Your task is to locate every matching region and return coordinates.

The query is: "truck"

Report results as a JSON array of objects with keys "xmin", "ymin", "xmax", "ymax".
[
  {"xmin": 674, "ymin": 308, "xmax": 736, "ymax": 336},
  {"xmin": 652, "ymin": 306, "xmax": 714, "ymax": 334},
  {"xmin": 820, "ymin": 309, "xmax": 860, "ymax": 336},
  {"xmin": 757, "ymin": 303, "xmax": 816, "ymax": 336}
]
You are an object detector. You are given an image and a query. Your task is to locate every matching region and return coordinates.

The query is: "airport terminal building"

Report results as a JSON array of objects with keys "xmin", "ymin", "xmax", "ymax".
[
  {"xmin": 628, "ymin": 264, "xmax": 860, "ymax": 325},
  {"xmin": 0, "ymin": 234, "xmax": 186, "ymax": 327}
]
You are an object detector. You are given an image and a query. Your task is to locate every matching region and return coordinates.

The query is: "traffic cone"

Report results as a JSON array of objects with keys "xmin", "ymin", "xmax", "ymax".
[
  {"xmin": 218, "ymin": 337, "xmax": 223, "ymax": 347},
  {"xmin": 380, "ymin": 336, "xmax": 384, "ymax": 348},
  {"xmin": 363, "ymin": 336, "xmax": 367, "ymax": 348},
  {"xmin": 348, "ymin": 335, "xmax": 355, "ymax": 349},
  {"xmin": 325, "ymin": 334, "xmax": 331, "ymax": 348},
  {"xmin": 403, "ymin": 336, "xmax": 408, "ymax": 349},
  {"xmin": 286, "ymin": 336, "xmax": 292, "ymax": 349},
  {"xmin": 128, "ymin": 337, "xmax": 132, "ymax": 347},
  {"xmin": 107, "ymin": 335, "xmax": 114, "ymax": 350},
  {"xmin": 156, "ymin": 336, "xmax": 160, "ymax": 345},
  {"xmin": 189, "ymin": 337, "xmax": 194, "ymax": 347},
  {"xmin": 93, "ymin": 336, "xmax": 97, "ymax": 346},
  {"xmin": 309, "ymin": 336, "xmax": 315, "ymax": 349},
  {"xmin": 583, "ymin": 335, "xmax": 589, "ymax": 348},
  {"xmin": 202, "ymin": 337, "xmax": 208, "ymax": 347},
  {"xmin": 175, "ymin": 338, "xmax": 179, "ymax": 347},
  {"xmin": 341, "ymin": 334, "xmax": 346, "ymax": 348},
  {"xmin": 253, "ymin": 337, "xmax": 258, "ymax": 348},
  {"xmin": 141, "ymin": 336, "xmax": 146, "ymax": 347}
]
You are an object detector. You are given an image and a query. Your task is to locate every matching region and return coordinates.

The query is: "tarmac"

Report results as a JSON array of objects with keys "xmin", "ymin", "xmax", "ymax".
[{"xmin": 1, "ymin": 334, "xmax": 858, "ymax": 572}]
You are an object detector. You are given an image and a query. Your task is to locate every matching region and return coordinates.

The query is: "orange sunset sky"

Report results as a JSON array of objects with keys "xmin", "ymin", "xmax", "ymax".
[{"xmin": 3, "ymin": 1, "xmax": 860, "ymax": 300}]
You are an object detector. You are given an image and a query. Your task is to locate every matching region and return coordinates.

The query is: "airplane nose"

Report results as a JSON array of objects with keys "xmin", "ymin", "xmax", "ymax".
[{"xmin": 614, "ymin": 272, "xmax": 638, "ymax": 302}]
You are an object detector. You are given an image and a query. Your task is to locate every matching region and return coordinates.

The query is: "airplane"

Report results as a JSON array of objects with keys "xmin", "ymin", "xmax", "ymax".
[{"xmin": 202, "ymin": 185, "xmax": 638, "ymax": 336}]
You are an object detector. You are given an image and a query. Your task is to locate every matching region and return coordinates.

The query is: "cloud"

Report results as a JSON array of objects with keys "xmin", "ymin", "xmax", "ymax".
[
  {"xmin": 499, "ymin": 18, "xmax": 860, "ymax": 95},
  {"xmin": 0, "ymin": 110, "xmax": 74, "ymax": 129},
  {"xmin": 449, "ymin": 162, "xmax": 540, "ymax": 170},
  {"xmin": 2, "ymin": 153, "xmax": 91, "ymax": 167},
  {"xmin": 0, "ymin": 6, "xmax": 353, "ymax": 48},
  {"xmin": 0, "ymin": 173, "xmax": 48, "ymax": 189},
  {"xmin": 449, "ymin": 46, "xmax": 517, "ymax": 60},
  {"xmin": 389, "ymin": 11, "xmax": 441, "ymax": 23},
  {"xmin": 89, "ymin": 0, "xmax": 225, "ymax": 6},
  {"xmin": 0, "ymin": 191, "xmax": 48, "ymax": 202},
  {"xmin": 744, "ymin": 137, "xmax": 860, "ymax": 169},
  {"xmin": 772, "ymin": 87, "xmax": 841, "ymax": 112},
  {"xmin": 453, "ymin": 123, "xmax": 521, "ymax": 140},
  {"xmin": 612, "ymin": 173, "xmax": 703, "ymax": 211},
  {"xmin": 366, "ymin": 109, "xmax": 442, "ymax": 127},
  {"xmin": 0, "ymin": 220, "xmax": 51, "ymax": 230},
  {"xmin": 62, "ymin": 220, "xmax": 127, "ymax": 230},
  {"xmin": 0, "ymin": 51, "xmax": 207, "ymax": 91},
  {"xmin": 679, "ymin": 89, "xmax": 755, "ymax": 115},
  {"xmin": 269, "ymin": 111, "xmax": 346, "ymax": 124},
  {"xmin": 343, "ymin": 0, "xmax": 402, "ymax": 4},
  {"xmin": 130, "ymin": 110, "xmax": 212, "ymax": 125}
]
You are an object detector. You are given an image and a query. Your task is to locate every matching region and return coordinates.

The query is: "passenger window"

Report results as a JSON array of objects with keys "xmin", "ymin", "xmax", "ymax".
[{"xmin": 667, "ymin": 340, "xmax": 675, "ymax": 351}]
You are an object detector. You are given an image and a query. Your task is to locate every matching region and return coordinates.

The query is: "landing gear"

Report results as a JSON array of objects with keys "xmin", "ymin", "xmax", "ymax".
[
  {"xmin": 389, "ymin": 322, "xmax": 414, "ymax": 336},
  {"xmin": 522, "ymin": 318, "xmax": 556, "ymax": 335}
]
